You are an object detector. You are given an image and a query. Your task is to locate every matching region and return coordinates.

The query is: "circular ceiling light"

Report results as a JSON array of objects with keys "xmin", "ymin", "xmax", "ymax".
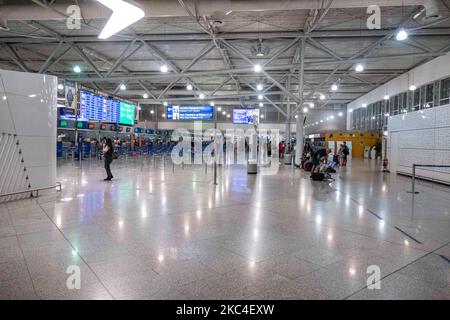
[
  {"xmin": 119, "ymin": 84, "xmax": 126, "ymax": 91},
  {"xmin": 256, "ymin": 83, "xmax": 263, "ymax": 91},
  {"xmin": 186, "ymin": 84, "xmax": 193, "ymax": 91},
  {"xmin": 73, "ymin": 65, "xmax": 81, "ymax": 73},
  {"xmin": 254, "ymin": 64, "xmax": 262, "ymax": 72},
  {"xmin": 331, "ymin": 84, "xmax": 338, "ymax": 91},
  {"xmin": 355, "ymin": 64, "xmax": 364, "ymax": 72},
  {"xmin": 160, "ymin": 64, "xmax": 168, "ymax": 73},
  {"xmin": 143, "ymin": 93, "xmax": 148, "ymax": 99},
  {"xmin": 396, "ymin": 28, "xmax": 408, "ymax": 41}
]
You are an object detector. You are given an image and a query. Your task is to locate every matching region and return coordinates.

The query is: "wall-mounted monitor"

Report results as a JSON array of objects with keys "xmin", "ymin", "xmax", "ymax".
[
  {"xmin": 59, "ymin": 120, "xmax": 68, "ymax": 128},
  {"xmin": 100, "ymin": 123, "xmax": 107, "ymax": 130},
  {"xmin": 166, "ymin": 105, "xmax": 214, "ymax": 120},
  {"xmin": 233, "ymin": 109, "xmax": 260, "ymax": 125},
  {"xmin": 119, "ymin": 101, "xmax": 135, "ymax": 126},
  {"xmin": 76, "ymin": 121, "xmax": 87, "ymax": 129},
  {"xmin": 79, "ymin": 90, "xmax": 135, "ymax": 125},
  {"xmin": 118, "ymin": 126, "xmax": 123, "ymax": 132},
  {"xmin": 110, "ymin": 125, "xmax": 116, "ymax": 131},
  {"xmin": 126, "ymin": 127, "xmax": 132, "ymax": 133},
  {"xmin": 88, "ymin": 123, "xmax": 95, "ymax": 130}
]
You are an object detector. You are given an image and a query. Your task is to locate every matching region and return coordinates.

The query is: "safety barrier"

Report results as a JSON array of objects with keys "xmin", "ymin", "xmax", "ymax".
[
  {"xmin": 407, "ymin": 164, "xmax": 450, "ymax": 194},
  {"xmin": 0, "ymin": 182, "xmax": 62, "ymax": 202}
]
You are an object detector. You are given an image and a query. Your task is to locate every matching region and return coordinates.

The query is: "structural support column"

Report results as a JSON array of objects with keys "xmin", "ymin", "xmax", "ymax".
[
  {"xmin": 295, "ymin": 114, "xmax": 305, "ymax": 166},
  {"xmin": 285, "ymin": 76, "xmax": 291, "ymax": 143}
]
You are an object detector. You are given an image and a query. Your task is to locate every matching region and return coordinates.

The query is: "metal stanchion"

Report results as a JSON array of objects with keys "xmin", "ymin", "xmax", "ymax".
[
  {"xmin": 172, "ymin": 160, "xmax": 175, "ymax": 173},
  {"xmin": 213, "ymin": 156, "xmax": 217, "ymax": 185},
  {"xmin": 408, "ymin": 164, "xmax": 420, "ymax": 194}
]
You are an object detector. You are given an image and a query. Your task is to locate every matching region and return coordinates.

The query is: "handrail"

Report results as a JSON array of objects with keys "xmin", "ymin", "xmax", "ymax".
[
  {"xmin": 0, "ymin": 182, "xmax": 62, "ymax": 199},
  {"xmin": 408, "ymin": 164, "xmax": 450, "ymax": 194}
]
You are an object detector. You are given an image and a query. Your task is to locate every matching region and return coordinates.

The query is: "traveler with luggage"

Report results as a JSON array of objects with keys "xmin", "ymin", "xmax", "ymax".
[{"xmin": 311, "ymin": 148, "xmax": 330, "ymax": 174}]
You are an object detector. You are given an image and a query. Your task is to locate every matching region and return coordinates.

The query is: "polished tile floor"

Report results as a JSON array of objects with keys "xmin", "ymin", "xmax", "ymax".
[{"xmin": 0, "ymin": 156, "xmax": 449, "ymax": 299}]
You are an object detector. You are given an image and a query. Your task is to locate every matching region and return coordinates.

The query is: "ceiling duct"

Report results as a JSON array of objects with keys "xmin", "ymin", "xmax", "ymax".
[
  {"xmin": 250, "ymin": 39, "xmax": 270, "ymax": 57},
  {"xmin": 413, "ymin": 0, "xmax": 443, "ymax": 23}
]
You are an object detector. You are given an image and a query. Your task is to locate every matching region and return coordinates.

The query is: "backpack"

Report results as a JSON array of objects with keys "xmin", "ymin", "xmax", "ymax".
[{"xmin": 311, "ymin": 172, "xmax": 325, "ymax": 181}]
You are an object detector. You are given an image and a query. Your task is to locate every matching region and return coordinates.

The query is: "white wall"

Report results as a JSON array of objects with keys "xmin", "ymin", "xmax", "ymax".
[
  {"xmin": 347, "ymin": 52, "xmax": 450, "ymax": 130},
  {"xmin": 0, "ymin": 69, "xmax": 57, "ymax": 195},
  {"xmin": 387, "ymin": 103, "xmax": 450, "ymax": 184}
]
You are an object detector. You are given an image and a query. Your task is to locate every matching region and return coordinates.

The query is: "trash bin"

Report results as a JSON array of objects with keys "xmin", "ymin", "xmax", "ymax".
[
  {"xmin": 284, "ymin": 153, "xmax": 292, "ymax": 165},
  {"xmin": 247, "ymin": 159, "xmax": 257, "ymax": 174}
]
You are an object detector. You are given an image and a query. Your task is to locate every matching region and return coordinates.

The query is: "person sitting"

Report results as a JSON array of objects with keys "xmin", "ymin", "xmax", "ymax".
[{"xmin": 311, "ymin": 148, "xmax": 330, "ymax": 174}]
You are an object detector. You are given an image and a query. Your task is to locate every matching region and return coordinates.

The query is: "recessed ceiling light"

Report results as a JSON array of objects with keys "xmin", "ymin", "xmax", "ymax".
[
  {"xmin": 362, "ymin": 103, "xmax": 367, "ymax": 108},
  {"xmin": 409, "ymin": 85, "xmax": 416, "ymax": 91},
  {"xmin": 119, "ymin": 83, "xmax": 126, "ymax": 90},
  {"xmin": 349, "ymin": 109, "xmax": 353, "ymax": 113},
  {"xmin": 150, "ymin": 110, "xmax": 154, "ymax": 114},
  {"xmin": 320, "ymin": 94, "xmax": 325, "ymax": 100},
  {"xmin": 199, "ymin": 93, "xmax": 205, "ymax": 99},
  {"xmin": 303, "ymin": 107, "xmax": 308, "ymax": 113},
  {"xmin": 222, "ymin": 111, "xmax": 226, "ymax": 115},
  {"xmin": 384, "ymin": 95, "xmax": 389, "ymax": 100},
  {"xmin": 256, "ymin": 83, "xmax": 263, "ymax": 91},
  {"xmin": 355, "ymin": 63, "xmax": 364, "ymax": 72},
  {"xmin": 331, "ymin": 84, "xmax": 338, "ymax": 91},
  {"xmin": 259, "ymin": 102, "xmax": 263, "ymax": 107},
  {"xmin": 186, "ymin": 84, "xmax": 193, "ymax": 91},
  {"xmin": 396, "ymin": 28, "xmax": 408, "ymax": 41},
  {"xmin": 160, "ymin": 64, "xmax": 168, "ymax": 73},
  {"xmin": 210, "ymin": 101, "xmax": 214, "ymax": 106},
  {"xmin": 309, "ymin": 102, "xmax": 314, "ymax": 108},
  {"xmin": 258, "ymin": 94, "xmax": 263, "ymax": 100},
  {"xmin": 254, "ymin": 64, "xmax": 262, "ymax": 72},
  {"xmin": 217, "ymin": 107, "xmax": 222, "ymax": 111},
  {"xmin": 163, "ymin": 101, "xmax": 168, "ymax": 106},
  {"xmin": 339, "ymin": 112, "xmax": 343, "ymax": 116},
  {"xmin": 73, "ymin": 65, "xmax": 81, "ymax": 73},
  {"xmin": 143, "ymin": 93, "xmax": 148, "ymax": 99},
  {"xmin": 260, "ymin": 114, "xmax": 264, "ymax": 118}
]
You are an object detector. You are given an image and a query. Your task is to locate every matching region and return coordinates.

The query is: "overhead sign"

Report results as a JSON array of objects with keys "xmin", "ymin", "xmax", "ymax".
[
  {"xmin": 167, "ymin": 105, "xmax": 214, "ymax": 120},
  {"xmin": 233, "ymin": 109, "xmax": 260, "ymax": 125}
]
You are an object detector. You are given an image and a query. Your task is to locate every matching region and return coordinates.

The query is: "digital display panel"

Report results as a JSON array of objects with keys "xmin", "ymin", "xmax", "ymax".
[
  {"xmin": 76, "ymin": 121, "xmax": 86, "ymax": 129},
  {"xmin": 59, "ymin": 120, "xmax": 68, "ymax": 128},
  {"xmin": 118, "ymin": 126, "xmax": 123, "ymax": 132},
  {"xmin": 119, "ymin": 101, "xmax": 135, "ymax": 126},
  {"xmin": 79, "ymin": 90, "xmax": 120, "ymax": 123},
  {"xmin": 126, "ymin": 127, "xmax": 132, "ymax": 133},
  {"xmin": 88, "ymin": 123, "xmax": 95, "ymax": 130},
  {"xmin": 233, "ymin": 109, "xmax": 260, "ymax": 125},
  {"xmin": 166, "ymin": 105, "xmax": 214, "ymax": 120},
  {"xmin": 100, "ymin": 124, "xmax": 107, "ymax": 130}
]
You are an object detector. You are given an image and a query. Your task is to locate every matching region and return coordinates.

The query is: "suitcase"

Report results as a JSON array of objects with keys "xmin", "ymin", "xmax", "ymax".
[
  {"xmin": 304, "ymin": 161, "xmax": 313, "ymax": 172},
  {"xmin": 333, "ymin": 155, "xmax": 339, "ymax": 163},
  {"xmin": 311, "ymin": 172, "xmax": 325, "ymax": 181}
]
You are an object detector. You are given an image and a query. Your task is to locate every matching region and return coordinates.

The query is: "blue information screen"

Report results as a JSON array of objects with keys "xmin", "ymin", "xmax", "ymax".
[
  {"xmin": 233, "ymin": 109, "xmax": 260, "ymax": 124},
  {"xmin": 167, "ymin": 105, "xmax": 214, "ymax": 120}
]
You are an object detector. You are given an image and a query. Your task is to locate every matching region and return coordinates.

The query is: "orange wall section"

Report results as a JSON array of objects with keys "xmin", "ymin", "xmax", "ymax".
[{"xmin": 324, "ymin": 132, "xmax": 381, "ymax": 158}]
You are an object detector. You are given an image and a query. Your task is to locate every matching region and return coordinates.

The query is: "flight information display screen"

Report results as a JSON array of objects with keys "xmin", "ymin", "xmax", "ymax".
[
  {"xmin": 233, "ymin": 109, "xmax": 260, "ymax": 125},
  {"xmin": 79, "ymin": 90, "xmax": 135, "ymax": 125},
  {"xmin": 166, "ymin": 105, "xmax": 214, "ymax": 120},
  {"xmin": 79, "ymin": 90, "xmax": 120, "ymax": 123}
]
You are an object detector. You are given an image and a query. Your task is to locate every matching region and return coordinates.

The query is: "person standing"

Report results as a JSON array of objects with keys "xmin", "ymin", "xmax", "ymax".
[
  {"xmin": 103, "ymin": 138, "xmax": 114, "ymax": 181},
  {"xmin": 342, "ymin": 142, "xmax": 349, "ymax": 166}
]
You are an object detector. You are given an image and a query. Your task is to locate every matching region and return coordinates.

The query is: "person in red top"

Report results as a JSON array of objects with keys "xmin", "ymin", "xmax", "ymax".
[{"xmin": 279, "ymin": 141, "xmax": 286, "ymax": 159}]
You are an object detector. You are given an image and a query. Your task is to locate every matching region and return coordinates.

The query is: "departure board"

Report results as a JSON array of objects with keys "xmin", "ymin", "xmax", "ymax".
[{"xmin": 79, "ymin": 90, "xmax": 120, "ymax": 123}]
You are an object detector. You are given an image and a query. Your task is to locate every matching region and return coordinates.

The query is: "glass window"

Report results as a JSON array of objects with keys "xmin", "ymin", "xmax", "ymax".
[
  {"xmin": 413, "ymin": 89, "xmax": 420, "ymax": 111},
  {"xmin": 425, "ymin": 83, "xmax": 434, "ymax": 108},
  {"xmin": 440, "ymin": 77, "xmax": 450, "ymax": 105}
]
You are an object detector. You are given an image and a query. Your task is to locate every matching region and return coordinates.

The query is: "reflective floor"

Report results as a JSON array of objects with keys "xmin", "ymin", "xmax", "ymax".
[{"xmin": 0, "ymin": 156, "xmax": 449, "ymax": 299}]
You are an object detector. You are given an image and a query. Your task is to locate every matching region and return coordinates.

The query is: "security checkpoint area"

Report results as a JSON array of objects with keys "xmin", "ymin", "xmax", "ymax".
[{"xmin": 0, "ymin": 0, "xmax": 449, "ymax": 309}]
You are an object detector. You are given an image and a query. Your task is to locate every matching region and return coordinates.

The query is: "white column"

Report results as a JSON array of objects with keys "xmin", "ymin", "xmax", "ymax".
[{"xmin": 295, "ymin": 114, "xmax": 305, "ymax": 166}]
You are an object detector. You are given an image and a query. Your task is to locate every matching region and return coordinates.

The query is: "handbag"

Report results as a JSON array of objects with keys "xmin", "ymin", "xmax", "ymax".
[{"xmin": 112, "ymin": 151, "xmax": 119, "ymax": 160}]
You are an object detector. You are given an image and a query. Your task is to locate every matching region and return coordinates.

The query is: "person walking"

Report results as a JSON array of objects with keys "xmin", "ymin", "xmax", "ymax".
[{"xmin": 103, "ymin": 138, "xmax": 114, "ymax": 181}]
